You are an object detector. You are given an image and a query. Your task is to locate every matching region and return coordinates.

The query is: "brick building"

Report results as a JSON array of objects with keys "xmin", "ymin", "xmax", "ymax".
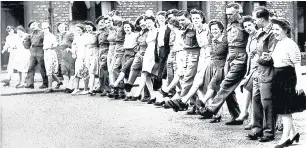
[{"xmin": 1, "ymin": 1, "xmax": 306, "ymax": 69}]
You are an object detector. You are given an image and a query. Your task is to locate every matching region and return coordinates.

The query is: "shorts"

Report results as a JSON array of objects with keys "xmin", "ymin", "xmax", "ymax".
[{"xmin": 61, "ymin": 60, "xmax": 76, "ymax": 76}]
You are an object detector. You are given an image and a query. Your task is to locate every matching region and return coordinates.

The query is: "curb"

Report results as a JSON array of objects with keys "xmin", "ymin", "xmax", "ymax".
[{"xmin": 1, "ymin": 89, "xmax": 66, "ymax": 96}]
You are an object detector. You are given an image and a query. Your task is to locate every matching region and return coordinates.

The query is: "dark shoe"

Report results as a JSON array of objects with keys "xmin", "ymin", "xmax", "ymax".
[
  {"xmin": 154, "ymin": 101, "xmax": 165, "ymax": 106},
  {"xmin": 186, "ymin": 106, "xmax": 197, "ymax": 115},
  {"xmin": 147, "ymin": 98, "xmax": 156, "ymax": 104},
  {"xmin": 25, "ymin": 84, "xmax": 34, "ymax": 89},
  {"xmin": 39, "ymin": 84, "xmax": 48, "ymax": 89},
  {"xmin": 55, "ymin": 82, "xmax": 63, "ymax": 89},
  {"xmin": 119, "ymin": 92, "xmax": 126, "ymax": 99},
  {"xmin": 246, "ymin": 132, "xmax": 263, "ymax": 140},
  {"xmin": 88, "ymin": 91, "xmax": 96, "ymax": 96},
  {"xmin": 100, "ymin": 91, "xmax": 107, "ymax": 97},
  {"xmin": 274, "ymin": 139, "xmax": 291, "ymax": 148},
  {"xmin": 168, "ymin": 99, "xmax": 188, "ymax": 112},
  {"xmin": 64, "ymin": 88, "xmax": 70, "ymax": 93},
  {"xmin": 225, "ymin": 119, "xmax": 244, "ymax": 125},
  {"xmin": 141, "ymin": 96, "xmax": 149, "ymax": 102},
  {"xmin": 159, "ymin": 88, "xmax": 169, "ymax": 97},
  {"xmin": 15, "ymin": 84, "xmax": 21, "ymax": 88},
  {"xmin": 123, "ymin": 96, "xmax": 132, "ymax": 101},
  {"xmin": 16, "ymin": 84, "xmax": 26, "ymax": 89},
  {"xmin": 288, "ymin": 133, "xmax": 300, "ymax": 145},
  {"xmin": 210, "ymin": 116, "xmax": 222, "ymax": 123},
  {"xmin": 1, "ymin": 79, "xmax": 10, "ymax": 83},
  {"xmin": 258, "ymin": 136, "xmax": 275, "ymax": 142},
  {"xmin": 68, "ymin": 89, "xmax": 74, "ymax": 93},
  {"xmin": 124, "ymin": 83, "xmax": 133, "ymax": 92},
  {"xmin": 198, "ymin": 107, "xmax": 214, "ymax": 118},
  {"xmin": 276, "ymin": 124, "xmax": 283, "ymax": 132},
  {"xmin": 244, "ymin": 124, "xmax": 252, "ymax": 130},
  {"xmin": 3, "ymin": 82, "xmax": 10, "ymax": 87},
  {"xmin": 132, "ymin": 95, "xmax": 142, "ymax": 101}
]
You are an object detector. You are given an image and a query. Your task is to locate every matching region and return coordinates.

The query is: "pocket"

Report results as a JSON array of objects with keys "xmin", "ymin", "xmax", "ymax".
[{"xmin": 184, "ymin": 31, "xmax": 196, "ymax": 46}]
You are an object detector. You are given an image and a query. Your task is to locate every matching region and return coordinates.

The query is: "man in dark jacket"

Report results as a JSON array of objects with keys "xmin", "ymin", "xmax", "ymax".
[{"xmin": 24, "ymin": 20, "xmax": 48, "ymax": 89}]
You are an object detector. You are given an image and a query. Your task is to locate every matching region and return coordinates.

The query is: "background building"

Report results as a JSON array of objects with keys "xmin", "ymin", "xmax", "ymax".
[{"xmin": 1, "ymin": 1, "xmax": 306, "ymax": 70}]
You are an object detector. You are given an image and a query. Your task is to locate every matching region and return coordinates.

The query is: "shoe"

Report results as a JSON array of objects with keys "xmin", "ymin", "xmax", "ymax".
[
  {"xmin": 3, "ymin": 82, "xmax": 10, "ymax": 87},
  {"xmin": 39, "ymin": 84, "xmax": 48, "ymax": 89},
  {"xmin": 123, "ymin": 96, "xmax": 132, "ymax": 101},
  {"xmin": 198, "ymin": 107, "xmax": 214, "ymax": 118},
  {"xmin": 15, "ymin": 84, "xmax": 21, "ymax": 88},
  {"xmin": 130, "ymin": 95, "xmax": 141, "ymax": 101},
  {"xmin": 244, "ymin": 124, "xmax": 252, "ymax": 130},
  {"xmin": 64, "ymin": 88, "xmax": 70, "ymax": 93},
  {"xmin": 55, "ymin": 82, "xmax": 63, "ymax": 89},
  {"xmin": 246, "ymin": 132, "xmax": 263, "ymax": 140},
  {"xmin": 45, "ymin": 89, "xmax": 54, "ymax": 93},
  {"xmin": 154, "ymin": 101, "xmax": 165, "ymax": 106},
  {"xmin": 210, "ymin": 116, "xmax": 222, "ymax": 123},
  {"xmin": 119, "ymin": 92, "xmax": 126, "ymax": 99},
  {"xmin": 16, "ymin": 84, "xmax": 25, "ymax": 89},
  {"xmin": 288, "ymin": 133, "xmax": 300, "ymax": 145},
  {"xmin": 100, "ymin": 91, "xmax": 107, "ymax": 97},
  {"xmin": 80, "ymin": 90, "xmax": 89, "ymax": 95},
  {"xmin": 1, "ymin": 79, "xmax": 10, "ymax": 83},
  {"xmin": 276, "ymin": 124, "xmax": 283, "ymax": 131},
  {"xmin": 124, "ymin": 83, "xmax": 133, "ymax": 92},
  {"xmin": 88, "ymin": 91, "xmax": 96, "ymax": 96},
  {"xmin": 168, "ymin": 99, "xmax": 188, "ymax": 112},
  {"xmin": 68, "ymin": 89, "xmax": 74, "ymax": 93},
  {"xmin": 258, "ymin": 136, "xmax": 275, "ymax": 142},
  {"xmin": 147, "ymin": 98, "xmax": 156, "ymax": 104},
  {"xmin": 274, "ymin": 139, "xmax": 291, "ymax": 148},
  {"xmin": 71, "ymin": 89, "xmax": 81, "ymax": 95},
  {"xmin": 186, "ymin": 106, "xmax": 197, "ymax": 115},
  {"xmin": 159, "ymin": 88, "xmax": 169, "ymax": 97},
  {"xmin": 225, "ymin": 119, "xmax": 244, "ymax": 125},
  {"xmin": 25, "ymin": 84, "xmax": 34, "ymax": 89}
]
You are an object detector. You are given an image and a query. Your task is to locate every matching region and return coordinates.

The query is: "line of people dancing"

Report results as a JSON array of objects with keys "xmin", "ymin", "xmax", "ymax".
[{"xmin": 2, "ymin": 3, "xmax": 306, "ymax": 148}]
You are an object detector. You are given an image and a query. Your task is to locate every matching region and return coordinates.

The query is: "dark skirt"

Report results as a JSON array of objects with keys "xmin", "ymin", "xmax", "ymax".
[{"xmin": 273, "ymin": 66, "xmax": 306, "ymax": 114}]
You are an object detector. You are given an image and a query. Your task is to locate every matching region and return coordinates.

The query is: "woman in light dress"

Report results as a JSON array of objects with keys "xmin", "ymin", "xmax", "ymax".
[
  {"xmin": 41, "ymin": 22, "xmax": 63, "ymax": 93},
  {"xmin": 1, "ymin": 26, "xmax": 19, "ymax": 87},
  {"xmin": 71, "ymin": 24, "xmax": 89, "ymax": 95}
]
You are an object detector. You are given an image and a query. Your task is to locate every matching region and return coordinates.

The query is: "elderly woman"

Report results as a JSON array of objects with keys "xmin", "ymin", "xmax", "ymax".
[
  {"xmin": 270, "ymin": 18, "xmax": 304, "ymax": 148},
  {"xmin": 41, "ymin": 22, "xmax": 63, "ymax": 93},
  {"xmin": 1, "ymin": 26, "xmax": 18, "ymax": 87}
]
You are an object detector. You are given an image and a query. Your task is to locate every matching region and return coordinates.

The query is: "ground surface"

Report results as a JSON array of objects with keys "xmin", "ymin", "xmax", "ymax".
[{"xmin": 1, "ymin": 93, "xmax": 306, "ymax": 148}]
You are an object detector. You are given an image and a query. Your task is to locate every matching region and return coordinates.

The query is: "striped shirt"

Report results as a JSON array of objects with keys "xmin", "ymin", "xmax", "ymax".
[{"xmin": 271, "ymin": 38, "xmax": 301, "ymax": 68}]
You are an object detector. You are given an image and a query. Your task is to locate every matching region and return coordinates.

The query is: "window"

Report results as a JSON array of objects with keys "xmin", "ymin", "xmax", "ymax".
[
  {"xmin": 162, "ymin": 1, "xmax": 179, "ymax": 11},
  {"xmin": 72, "ymin": 1, "xmax": 87, "ymax": 21},
  {"xmin": 187, "ymin": 1, "xmax": 202, "ymax": 12}
]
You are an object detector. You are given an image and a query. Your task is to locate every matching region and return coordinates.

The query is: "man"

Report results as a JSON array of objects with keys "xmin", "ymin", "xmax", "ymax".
[
  {"xmin": 199, "ymin": 3, "xmax": 248, "ymax": 124},
  {"xmin": 24, "ymin": 20, "xmax": 48, "ymax": 89},
  {"xmin": 247, "ymin": 7, "xmax": 277, "ymax": 142}
]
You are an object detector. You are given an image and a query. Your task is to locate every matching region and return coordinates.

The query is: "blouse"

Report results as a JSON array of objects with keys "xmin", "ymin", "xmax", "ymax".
[
  {"xmin": 271, "ymin": 38, "xmax": 301, "ymax": 68},
  {"xmin": 123, "ymin": 32, "xmax": 138, "ymax": 49},
  {"xmin": 43, "ymin": 32, "xmax": 58, "ymax": 50}
]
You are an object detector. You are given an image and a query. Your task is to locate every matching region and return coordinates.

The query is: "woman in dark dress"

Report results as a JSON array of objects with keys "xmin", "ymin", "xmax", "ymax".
[{"xmin": 270, "ymin": 18, "xmax": 305, "ymax": 148}]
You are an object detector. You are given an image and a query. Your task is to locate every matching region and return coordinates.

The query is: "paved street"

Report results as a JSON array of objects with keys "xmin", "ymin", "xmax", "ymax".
[{"xmin": 1, "ymin": 93, "xmax": 306, "ymax": 148}]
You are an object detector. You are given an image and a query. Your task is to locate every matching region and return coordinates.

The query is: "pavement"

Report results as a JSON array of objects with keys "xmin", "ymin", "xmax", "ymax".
[{"xmin": 1, "ymin": 93, "xmax": 306, "ymax": 148}]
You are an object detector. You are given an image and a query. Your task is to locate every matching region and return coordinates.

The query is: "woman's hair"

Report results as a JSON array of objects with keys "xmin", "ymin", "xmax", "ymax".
[
  {"xmin": 208, "ymin": 19, "xmax": 225, "ymax": 33},
  {"xmin": 56, "ymin": 22, "xmax": 68, "ymax": 33},
  {"xmin": 6, "ymin": 26, "xmax": 16, "ymax": 33},
  {"xmin": 242, "ymin": 15, "xmax": 258, "ymax": 30},
  {"xmin": 190, "ymin": 9, "xmax": 206, "ymax": 23},
  {"xmin": 75, "ymin": 24, "xmax": 85, "ymax": 33},
  {"xmin": 177, "ymin": 10, "xmax": 190, "ymax": 19},
  {"xmin": 145, "ymin": 16, "xmax": 156, "ymax": 22},
  {"xmin": 16, "ymin": 25, "xmax": 26, "ymax": 32},
  {"xmin": 168, "ymin": 18, "xmax": 180, "ymax": 29},
  {"xmin": 123, "ymin": 20, "xmax": 135, "ymax": 32},
  {"xmin": 134, "ymin": 15, "xmax": 146, "ymax": 32},
  {"xmin": 271, "ymin": 18, "xmax": 291, "ymax": 38}
]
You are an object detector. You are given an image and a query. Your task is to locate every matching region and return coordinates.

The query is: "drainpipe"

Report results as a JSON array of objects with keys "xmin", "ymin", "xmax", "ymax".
[{"xmin": 48, "ymin": 1, "xmax": 54, "ymax": 33}]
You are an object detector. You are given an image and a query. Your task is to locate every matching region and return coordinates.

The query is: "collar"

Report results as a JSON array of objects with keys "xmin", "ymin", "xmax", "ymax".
[
  {"xmin": 197, "ymin": 23, "xmax": 208, "ymax": 33},
  {"xmin": 262, "ymin": 23, "xmax": 273, "ymax": 33},
  {"xmin": 213, "ymin": 34, "xmax": 224, "ymax": 42}
]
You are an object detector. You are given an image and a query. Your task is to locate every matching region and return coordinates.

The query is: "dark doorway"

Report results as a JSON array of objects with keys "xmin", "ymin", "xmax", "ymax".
[
  {"xmin": 162, "ymin": 1, "xmax": 179, "ymax": 11},
  {"xmin": 1, "ymin": 1, "xmax": 25, "ymax": 71},
  {"xmin": 298, "ymin": 1, "xmax": 306, "ymax": 52},
  {"xmin": 72, "ymin": 1, "xmax": 87, "ymax": 21}
]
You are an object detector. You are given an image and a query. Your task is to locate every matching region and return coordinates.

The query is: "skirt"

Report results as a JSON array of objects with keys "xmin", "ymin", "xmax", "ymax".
[
  {"xmin": 200, "ymin": 60, "xmax": 225, "ymax": 94},
  {"xmin": 44, "ymin": 49, "xmax": 58, "ymax": 76},
  {"xmin": 273, "ymin": 66, "xmax": 306, "ymax": 114},
  {"xmin": 13, "ymin": 48, "xmax": 31, "ymax": 72}
]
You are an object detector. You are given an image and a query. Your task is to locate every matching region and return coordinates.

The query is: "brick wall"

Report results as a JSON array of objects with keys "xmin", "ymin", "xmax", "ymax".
[
  {"xmin": 32, "ymin": 1, "xmax": 49, "ymax": 23},
  {"xmin": 115, "ymin": 1, "xmax": 158, "ymax": 21},
  {"xmin": 52, "ymin": 1, "xmax": 70, "ymax": 31},
  {"xmin": 207, "ymin": 1, "xmax": 227, "ymax": 27},
  {"xmin": 266, "ymin": 1, "xmax": 294, "ymax": 23}
]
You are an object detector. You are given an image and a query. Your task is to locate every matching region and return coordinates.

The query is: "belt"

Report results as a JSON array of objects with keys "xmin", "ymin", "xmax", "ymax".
[
  {"xmin": 109, "ymin": 42, "xmax": 116, "ymax": 45},
  {"xmin": 228, "ymin": 47, "xmax": 246, "ymax": 53}
]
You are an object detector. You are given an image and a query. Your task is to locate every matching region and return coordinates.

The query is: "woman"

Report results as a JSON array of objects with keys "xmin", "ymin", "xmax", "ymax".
[
  {"xmin": 132, "ymin": 16, "xmax": 159, "ymax": 103},
  {"xmin": 83, "ymin": 21, "xmax": 99, "ymax": 95},
  {"xmin": 270, "ymin": 18, "xmax": 304, "ymax": 148},
  {"xmin": 71, "ymin": 24, "xmax": 89, "ymax": 95},
  {"xmin": 123, "ymin": 15, "xmax": 151, "ymax": 102},
  {"xmin": 41, "ymin": 22, "xmax": 63, "ymax": 93},
  {"xmin": 105, "ymin": 16, "xmax": 117, "ymax": 97},
  {"xmin": 112, "ymin": 21, "xmax": 138, "ymax": 99},
  {"xmin": 1, "ymin": 26, "xmax": 18, "ymax": 87},
  {"xmin": 15, "ymin": 26, "xmax": 31, "ymax": 88},
  {"xmin": 57, "ymin": 22, "xmax": 75, "ymax": 93}
]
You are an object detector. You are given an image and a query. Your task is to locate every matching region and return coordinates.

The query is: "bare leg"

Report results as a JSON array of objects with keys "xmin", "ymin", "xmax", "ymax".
[
  {"xmin": 17, "ymin": 72, "xmax": 22, "ymax": 85},
  {"xmin": 181, "ymin": 81, "xmax": 202, "ymax": 103},
  {"xmin": 145, "ymin": 74, "xmax": 157, "ymax": 99},
  {"xmin": 113, "ymin": 72, "xmax": 125, "ymax": 87},
  {"xmin": 236, "ymin": 89, "xmax": 252, "ymax": 120},
  {"xmin": 21, "ymin": 72, "xmax": 27, "ymax": 86},
  {"xmin": 69, "ymin": 76, "xmax": 75, "ymax": 89},
  {"xmin": 52, "ymin": 74, "xmax": 61, "ymax": 83},
  {"xmin": 63, "ymin": 75, "xmax": 70, "ymax": 88},
  {"xmin": 163, "ymin": 74, "xmax": 180, "ymax": 92},
  {"xmin": 48, "ymin": 75, "xmax": 53, "ymax": 89},
  {"xmin": 89, "ymin": 74, "xmax": 95, "ymax": 91},
  {"xmin": 133, "ymin": 73, "xmax": 146, "ymax": 97},
  {"xmin": 279, "ymin": 114, "xmax": 292, "ymax": 144},
  {"xmin": 201, "ymin": 89, "xmax": 215, "ymax": 104}
]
